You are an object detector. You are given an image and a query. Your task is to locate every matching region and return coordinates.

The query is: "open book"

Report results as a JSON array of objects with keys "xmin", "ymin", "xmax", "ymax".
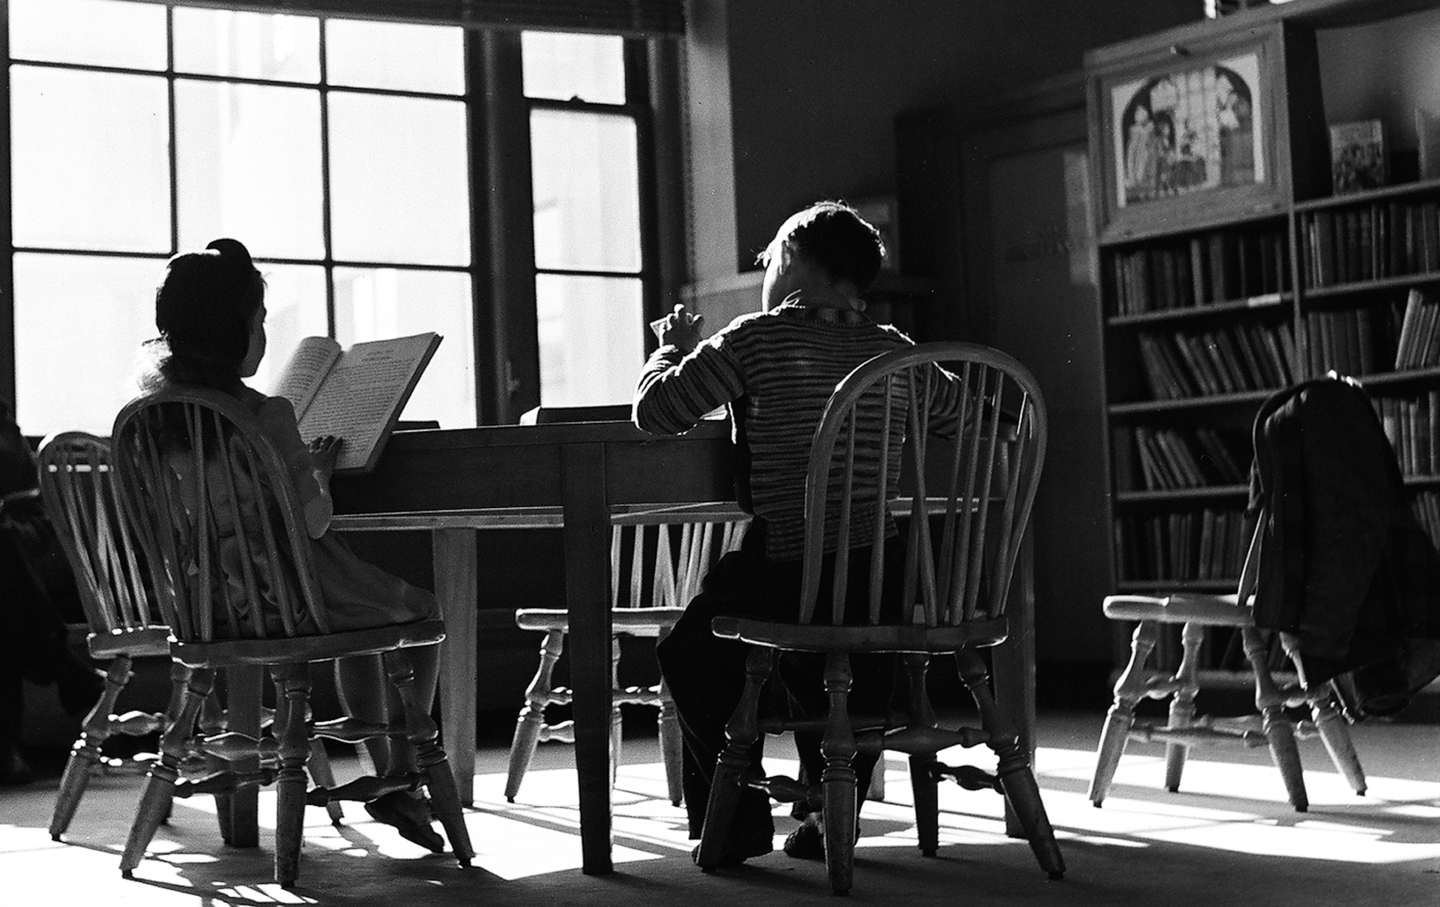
[{"xmin": 271, "ymin": 332, "xmax": 442, "ymax": 474}]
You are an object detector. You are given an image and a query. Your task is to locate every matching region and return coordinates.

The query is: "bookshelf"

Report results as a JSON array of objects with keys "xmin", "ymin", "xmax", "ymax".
[{"xmin": 1085, "ymin": 0, "xmax": 1440, "ymax": 680}]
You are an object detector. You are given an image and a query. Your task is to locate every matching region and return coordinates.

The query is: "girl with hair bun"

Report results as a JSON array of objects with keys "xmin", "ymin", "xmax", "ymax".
[{"xmin": 140, "ymin": 238, "xmax": 447, "ymax": 851}]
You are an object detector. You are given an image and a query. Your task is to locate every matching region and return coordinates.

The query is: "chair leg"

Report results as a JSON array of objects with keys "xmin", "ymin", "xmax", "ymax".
[
  {"xmin": 1243, "ymin": 627, "xmax": 1307, "ymax": 812},
  {"xmin": 610, "ymin": 636, "xmax": 623, "ymax": 788},
  {"xmin": 271, "ymin": 664, "xmax": 314, "ymax": 889},
  {"xmin": 386, "ymin": 647, "xmax": 474, "ymax": 868},
  {"xmin": 1089, "ymin": 620, "xmax": 1158, "ymax": 807},
  {"xmin": 1313, "ymin": 685, "xmax": 1367, "ymax": 796},
  {"xmin": 820, "ymin": 653, "xmax": 857, "ymax": 897},
  {"xmin": 50, "ymin": 654, "xmax": 132, "ymax": 840},
  {"xmin": 903, "ymin": 654, "xmax": 939, "ymax": 856},
  {"xmin": 306, "ymin": 740, "xmax": 346, "ymax": 825},
  {"xmin": 506, "ymin": 630, "xmax": 563, "ymax": 803},
  {"xmin": 121, "ymin": 667, "xmax": 215, "ymax": 878},
  {"xmin": 1164, "ymin": 623, "xmax": 1205, "ymax": 794},
  {"xmin": 695, "ymin": 646, "xmax": 774, "ymax": 872},
  {"xmin": 657, "ymin": 678, "xmax": 686, "ymax": 807},
  {"xmin": 957, "ymin": 648, "xmax": 1064, "ymax": 880}
]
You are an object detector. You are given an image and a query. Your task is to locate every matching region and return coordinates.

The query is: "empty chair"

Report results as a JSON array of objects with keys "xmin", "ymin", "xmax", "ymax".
[
  {"xmin": 110, "ymin": 386, "xmax": 473, "ymax": 887},
  {"xmin": 40, "ymin": 432, "xmax": 178, "ymax": 840},
  {"xmin": 507, "ymin": 506, "xmax": 749, "ymax": 805},
  {"xmin": 693, "ymin": 342, "xmax": 1063, "ymax": 895}
]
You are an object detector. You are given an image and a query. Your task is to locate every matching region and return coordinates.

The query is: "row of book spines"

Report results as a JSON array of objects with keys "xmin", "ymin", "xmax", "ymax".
[
  {"xmin": 1393, "ymin": 288, "xmax": 1440, "ymax": 370},
  {"xmin": 1117, "ymin": 426, "xmax": 1248, "ymax": 491},
  {"xmin": 1375, "ymin": 392, "xmax": 1440, "ymax": 478},
  {"xmin": 1109, "ymin": 231, "xmax": 1288, "ymax": 317},
  {"xmin": 1136, "ymin": 323, "xmax": 1297, "ymax": 401},
  {"xmin": 1303, "ymin": 308, "xmax": 1383, "ymax": 378},
  {"xmin": 1301, "ymin": 200, "xmax": 1440, "ymax": 288},
  {"xmin": 1113, "ymin": 510, "xmax": 1248, "ymax": 583},
  {"xmin": 1412, "ymin": 490, "xmax": 1440, "ymax": 554}
]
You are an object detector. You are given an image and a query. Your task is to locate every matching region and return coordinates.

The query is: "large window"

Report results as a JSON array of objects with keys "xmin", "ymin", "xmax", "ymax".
[{"xmin": 4, "ymin": 0, "xmax": 674, "ymax": 434}]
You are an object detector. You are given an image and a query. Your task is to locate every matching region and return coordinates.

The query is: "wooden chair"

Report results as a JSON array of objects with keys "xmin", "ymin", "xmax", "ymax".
[
  {"xmin": 39, "ymin": 432, "xmax": 179, "ymax": 840},
  {"xmin": 1087, "ymin": 534, "xmax": 1367, "ymax": 812},
  {"xmin": 40, "ymin": 432, "xmax": 350, "ymax": 843},
  {"xmin": 694, "ymin": 342, "xmax": 1064, "ymax": 895},
  {"xmin": 506, "ymin": 505, "xmax": 750, "ymax": 805},
  {"xmin": 110, "ymin": 387, "xmax": 474, "ymax": 887}
]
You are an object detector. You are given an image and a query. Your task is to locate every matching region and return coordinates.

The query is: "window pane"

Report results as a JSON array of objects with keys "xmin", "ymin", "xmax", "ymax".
[
  {"xmin": 522, "ymin": 32, "xmax": 625, "ymax": 104},
  {"xmin": 536, "ymin": 275, "xmax": 643, "ymax": 406},
  {"xmin": 334, "ymin": 268, "xmax": 476, "ymax": 429},
  {"xmin": 326, "ymin": 19, "xmax": 464, "ymax": 94},
  {"xmin": 173, "ymin": 7, "xmax": 320, "ymax": 83},
  {"xmin": 252, "ymin": 264, "xmax": 328, "ymax": 396},
  {"xmin": 11, "ymin": 67, "xmax": 169, "ymax": 252},
  {"xmin": 176, "ymin": 80, "xmax": 324, "ymax": 258},
  {"xmin": 329, "ymin": 93, "xmax": 470, "ymax": 266},
  {"xmin": 9, "ymin": 0, "xmax": 166, "ymax": 70},
  {"xmin": 14, "ymin": 254, "xmax": 162, "ymax": 435},
  {"xmin": 531, "ymin": 110, "xmax": 640, "ymax": 272}
]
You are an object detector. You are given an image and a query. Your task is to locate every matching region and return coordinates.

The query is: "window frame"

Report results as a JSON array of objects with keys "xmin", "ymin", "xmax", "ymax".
[{"xmin": 0, "ymin": 0, "xmax": 684, "ymax": 428}]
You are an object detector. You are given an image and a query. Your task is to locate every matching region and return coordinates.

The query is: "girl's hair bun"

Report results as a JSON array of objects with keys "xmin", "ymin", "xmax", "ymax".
[{"xmin": 205, "ymin": 237, "xmax": 255, "ymax": 270}]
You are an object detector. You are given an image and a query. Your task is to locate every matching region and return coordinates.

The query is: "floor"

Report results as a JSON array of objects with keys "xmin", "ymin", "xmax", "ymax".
[{"xmin": 3, "ymin": 707, "xmax": 1438, "ymax": 906}]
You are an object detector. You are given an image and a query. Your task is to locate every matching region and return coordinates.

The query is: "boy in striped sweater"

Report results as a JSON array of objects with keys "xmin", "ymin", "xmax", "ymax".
[{"xmin": 635, "ymin": 201, "xmax": 938, "ymax": 864}]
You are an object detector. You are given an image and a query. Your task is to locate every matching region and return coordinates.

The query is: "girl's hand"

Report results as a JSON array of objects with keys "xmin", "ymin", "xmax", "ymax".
[{"xmin": 308, "ymin": 435, "xmax": 343, "ymax": 476}]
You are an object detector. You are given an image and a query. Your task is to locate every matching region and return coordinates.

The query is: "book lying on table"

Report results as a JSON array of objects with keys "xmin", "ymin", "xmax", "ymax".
[{"xmin": 271, "ymin": 331, "xmax": 442, "ymax": 474}]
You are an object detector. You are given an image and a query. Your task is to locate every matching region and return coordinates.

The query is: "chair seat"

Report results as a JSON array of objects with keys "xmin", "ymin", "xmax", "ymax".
[
  {"xmin": 515, "ymin": 607, "xmax": 686, "ymax": 636},
  {"xmin": 1102, "ymin": 593, "xmax": 1250, "ymax": 627},
  {"xmin": 88, "ymin": 626, "xmax": 172, "ymax": 659},
  {"xmin": 170, "ymin": 619, "xmax": 446, "ymax": 668},
  {"xmin": 711, "ymin": 615, "xmax": 1009, "ymax": 653}
]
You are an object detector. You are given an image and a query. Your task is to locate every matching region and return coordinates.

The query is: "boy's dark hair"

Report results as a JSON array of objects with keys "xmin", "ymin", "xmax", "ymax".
[
  {"xmin": 762, "ymin": 200, "xmax": 886, "ymax": 292},
  {"xmin": 143, "ymin": 238, "xmax": 265, "ymax": 392}
]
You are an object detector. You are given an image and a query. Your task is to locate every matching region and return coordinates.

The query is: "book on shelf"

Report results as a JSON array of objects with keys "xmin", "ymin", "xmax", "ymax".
[
  {"xmin": 1329, "ymin": 119, "xmax": 1388, "ymax": 195},
  {"xmin": 271, "ymin": 331, "xmax": 443, "ymax": 474},
  {"xmin": 1418, "ymin": 107, "xmax": 1440, "ymax": 181},
  {"xmin": 1393, "ymin": 288, "xmax": 1440, "ymax": 370}
]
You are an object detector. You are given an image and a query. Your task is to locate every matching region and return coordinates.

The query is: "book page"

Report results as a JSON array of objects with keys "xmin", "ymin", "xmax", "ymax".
[
  {"xmin": 296, "ymin": 332, "xmax": 441, "ymax": 473},
  {"xmin": 270, "ymin": 336, "xmax": 342, "ymax": 420}
]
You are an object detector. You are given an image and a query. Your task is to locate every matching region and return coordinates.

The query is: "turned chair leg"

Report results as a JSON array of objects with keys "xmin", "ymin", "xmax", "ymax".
[
  {"xmin": 386, "ymin": 647, "xmax": 474, "ymax": 868},
  {"xmin": 1089, "ymin": 621, "xmax": 1158, "ymax": 807},
  {"xmin": 820, "ymin": 653, "xmax": 858, "ymax": 896},
  {"xmin": 957, "ymin": 648, "xmax": 1065, "ymax": 880},
  {"xmin": 50, "ymin": 654, "xmax": 132, "ymax": 841},
  {"xmin": 610, "ymin": 636, "xmax": 623, "ymax": 789},
  {"xmin": 903, "ymin": 654, "xmax": 940, "ymax": 856},
  {"xmin": 1243, "ymin": 627, "xmax": 1307, "ymax": 812},
  {"xmin": 121, "ymin": 667, "xmax": 215, "ymax": 878},
  {"xmin": 1164, "ymin": 623, "xmax": 1205, "ymax": 794},
  {"xmin": 1281, "ymin": 637, "xmax": 1367, "ymax": 797},
  {"xmin": 695, "ymin": 646, "xmax": 774, "ymax": 872},
  {"xmin": 657, "ymin": 674, "xmax": 686, "ymax": 807},
  {"xmin": 1312, "ymin": 684, "xmax": 1367, "ymax": 796},
  {"xmin": 506, "ymin": 630, "xmax": 563, "ymax": 802},
  {"xmin": 271, "ymin": 663, "xmax": 314, "ymax": 889}
]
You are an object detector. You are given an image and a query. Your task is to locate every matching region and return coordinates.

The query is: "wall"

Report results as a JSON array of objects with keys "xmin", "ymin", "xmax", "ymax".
[{"xmin": 721, "ymin": 0, "xmax": 1198, "ymax": 272}]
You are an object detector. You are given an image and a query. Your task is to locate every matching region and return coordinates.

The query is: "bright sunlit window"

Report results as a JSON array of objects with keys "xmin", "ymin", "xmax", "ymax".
[{"xmin": 6, "ymin": 2, "xmax": 669, "ymax": 434}]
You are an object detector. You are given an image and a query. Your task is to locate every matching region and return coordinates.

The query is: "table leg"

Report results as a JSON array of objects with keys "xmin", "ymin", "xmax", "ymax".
[
  {"xmin": 561, "ymin": 443, "xmax": 614, "ymax": 875},
  {"xmin": 225, "ymin": 664, "xmax": 262, "ymax": 847},
  {"xmin": 993, "ymin": 530, "xmax": 1036, "ymax": 839},
  {"xmin": 433, "ymin": 527, "xmax": 479, "ymax": 807}
]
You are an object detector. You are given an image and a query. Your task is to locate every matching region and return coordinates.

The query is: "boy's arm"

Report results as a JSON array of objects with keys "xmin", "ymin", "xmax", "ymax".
[{"xmin": 633, "ymin": 339, "xmax": 746, "ymax": 435}]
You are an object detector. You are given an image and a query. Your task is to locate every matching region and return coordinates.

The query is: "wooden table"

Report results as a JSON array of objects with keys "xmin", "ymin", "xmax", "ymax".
[{"xmin": 329, "ymin": 419, "xmax": 1037, "ymax": 873}]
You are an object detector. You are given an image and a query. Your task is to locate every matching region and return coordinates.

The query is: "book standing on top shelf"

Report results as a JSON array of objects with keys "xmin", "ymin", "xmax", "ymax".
[
  {"xmin": 1329, "ymin": 119, "xmax": 1387, "ymax": 195},
  {"xmin": 271, "ymin": 331, "xmax": 442, "ymax": 474}
]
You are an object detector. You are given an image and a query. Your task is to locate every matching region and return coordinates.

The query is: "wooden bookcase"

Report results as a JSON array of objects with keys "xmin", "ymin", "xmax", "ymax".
[{"xmin": 1085, "ymin": 0, "xmax": 1440, "ymax": 678}]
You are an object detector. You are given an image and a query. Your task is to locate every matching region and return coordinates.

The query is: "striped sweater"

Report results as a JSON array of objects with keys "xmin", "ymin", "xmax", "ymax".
[{"xmin": 634, "ymin": 301, "xmax": 961, "ymax": 561}]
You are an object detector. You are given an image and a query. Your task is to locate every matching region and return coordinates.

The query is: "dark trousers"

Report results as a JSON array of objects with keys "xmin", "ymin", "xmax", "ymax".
[{"xmin": 657, "ymin": 526, "xmax": 902, "ymax": 841}]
